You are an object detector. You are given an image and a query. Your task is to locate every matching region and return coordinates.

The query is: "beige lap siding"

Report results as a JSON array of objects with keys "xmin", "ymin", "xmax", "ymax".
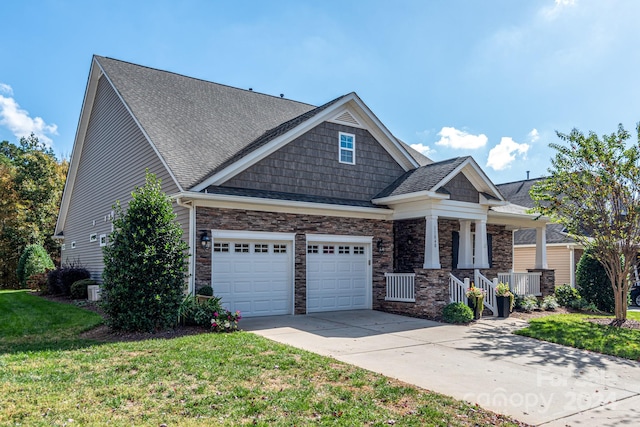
[
  {"xmin": 195, "ymin": 207, "xmax": 393, "ymax": 314},
  {"xmin": 513, "ymin": 246, "xmax": 575, "ymax": 286}
]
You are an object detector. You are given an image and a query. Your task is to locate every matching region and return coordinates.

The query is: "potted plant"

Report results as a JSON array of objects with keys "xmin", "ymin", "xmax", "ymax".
[
  {"xmin": 466, "ymin": 284, "xmax": 486, "ymax": 320},
  {"xmin": 495, "ymin": 282, "xmax": 514, "ymax": 318}
]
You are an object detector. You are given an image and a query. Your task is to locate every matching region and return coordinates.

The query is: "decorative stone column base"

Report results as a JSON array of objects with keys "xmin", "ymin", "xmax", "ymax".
[{"xmin": 528, "ymin": 268, "xmax": 555, "ymax": 297}]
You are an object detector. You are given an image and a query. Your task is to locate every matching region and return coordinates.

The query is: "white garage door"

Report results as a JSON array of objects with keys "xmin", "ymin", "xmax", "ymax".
[
  {"xmin": 212, "ymin": 239, "xmax": 293, "ymax": 317},
  {"xmin": 306, "ymin": 242, "xmax": 370, "ymax": 312}
]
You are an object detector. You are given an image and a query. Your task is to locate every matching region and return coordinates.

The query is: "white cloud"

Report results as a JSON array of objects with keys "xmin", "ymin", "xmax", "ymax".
[
  {"xmin": 0, "ymin": 83, "xmax": 13, "ymax": 95},
  {"xmin": 0, "ymin": 84, "xmax": 57, "ymax": 146},
  {"xmin": 409, "ymin": 143, "xmax": 434, "ymax": 157},
  {"xmin": 435, "ymin": 126, "xmax": 487, "ymax": 149},
  {"xmin": 486, "ymin": 137, "xmax": 530, "ymax": 171},
  {"xmin": 541, "ymin": 0, "xmax": 577, "ymax": 21},
  {"xmin": 528, "ymin": 128, "xmax": 540, "ymax": 143}
]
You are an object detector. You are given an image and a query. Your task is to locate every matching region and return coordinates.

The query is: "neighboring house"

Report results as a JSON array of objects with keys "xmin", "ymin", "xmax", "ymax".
[
  {"xmin": 496, "ymin": 178, "xmax": 583, "ymax": 287},
  {"xmin": 55, "ymin": 56, "xmax": 553, "ymax": 319}
]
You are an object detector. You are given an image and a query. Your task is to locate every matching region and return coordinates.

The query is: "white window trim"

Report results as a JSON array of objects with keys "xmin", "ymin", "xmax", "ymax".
[
  {"xmin": 99, "ymin": 234, "xmax": 107, "ymax": 247},
  {"xmin": 89, "ymin": 233, "xmax": 97, "ymax": 242},
  {"xmin": 338, "ymin": 132, "xmax": 355, "ymax": 165},
  {"xmin": 71, "ymin": 241, "xmax": 76, "ymax": 249}
]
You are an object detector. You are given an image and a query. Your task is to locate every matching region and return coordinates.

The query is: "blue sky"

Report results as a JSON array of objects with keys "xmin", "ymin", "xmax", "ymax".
[{"xmin": 2, "ymin": 0, "xmax": 639, "ymax": 184}]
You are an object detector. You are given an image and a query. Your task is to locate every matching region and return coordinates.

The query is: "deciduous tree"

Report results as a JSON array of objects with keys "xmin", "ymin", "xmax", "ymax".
[{"xmin": 531, "ymin": 124, "xmax": 640, "ymax": 322}]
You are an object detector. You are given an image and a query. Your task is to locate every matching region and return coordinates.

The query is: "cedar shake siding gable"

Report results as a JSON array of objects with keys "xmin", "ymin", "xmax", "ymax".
[
  {"xmin": 220, "ymin": 122, "xmax": 407, "ymax": 201},
  {"xmin": 61, "ymin": 75, "xmax": 188, "ymax": 280},
  {"xmin": 440, "ymin": 172, "xmax": 480, "ymax": 203}
]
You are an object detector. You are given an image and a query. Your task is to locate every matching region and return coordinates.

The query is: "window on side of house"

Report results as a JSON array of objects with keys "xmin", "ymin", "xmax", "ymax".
[{"xmin": 339, "ymin": 132, "xmax": 355, "ymax": 165}]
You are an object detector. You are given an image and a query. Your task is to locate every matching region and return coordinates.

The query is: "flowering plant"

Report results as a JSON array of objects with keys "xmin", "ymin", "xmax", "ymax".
[
  {"xmin": 495, "ymin": 282, "xmax": 513, "ymax": 297},
  {"xmin": 211, "ymin": 309, "xmax": 242, "ymax": 332},
  {"xmin": 465, "ymin": 284, "xmax": 486, "ymax": 299}
]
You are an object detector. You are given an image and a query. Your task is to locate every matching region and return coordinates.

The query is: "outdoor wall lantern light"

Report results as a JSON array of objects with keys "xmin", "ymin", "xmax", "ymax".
[
  {"xmin": 377, "ymin": 238, "xmax": 384, "ymax": 254},
  {"xmin": 200, "ymin": 231, "xmax": 211, "ymax": 250}
]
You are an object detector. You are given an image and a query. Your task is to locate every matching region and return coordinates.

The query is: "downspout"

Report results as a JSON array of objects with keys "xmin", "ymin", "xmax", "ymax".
[{"xmin": 176, "ymin": 196, "xmax": 196, "ymax": 295}]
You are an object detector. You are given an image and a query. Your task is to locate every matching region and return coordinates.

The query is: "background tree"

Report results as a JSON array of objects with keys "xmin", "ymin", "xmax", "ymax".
[
  {"xmin": 531, "ymin": 124, "xmax": 640, "ymax": 322},
  {"xmin": 575, "ymin": 247, "xmax": 615, "ymax": 313},
  {"xmin": 100, "ymin": 172, "xmax": 188, "ymax": 332},
  {"xmin": 0, "ymin": 135, "xmax": 67, "ymax": 288}
]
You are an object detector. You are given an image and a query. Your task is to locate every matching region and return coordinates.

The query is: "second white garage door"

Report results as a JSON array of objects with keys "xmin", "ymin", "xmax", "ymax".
[
  {"xmin": 212, "ymin": 237, "xmax": 293, "ymax": 317},
  {"xmin": 306, "ymin": 241, "xmax": 371, "ymax": 313}
]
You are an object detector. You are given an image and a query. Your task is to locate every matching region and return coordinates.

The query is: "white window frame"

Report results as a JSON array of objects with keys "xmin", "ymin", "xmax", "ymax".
[
  {"xmin": 339, "ymin": 132, "xmax": 355, "ymax": 165},
  {"xmin": 99, "ymin": 234, "xmax": 107, "ymax": 247},
  {"xmin": 71, "ymin": 241, "xmax": 76, "ymax": 249},
  {"xmin": 90, "ymin": 233, "xmax": 97, "ymax": 243}
]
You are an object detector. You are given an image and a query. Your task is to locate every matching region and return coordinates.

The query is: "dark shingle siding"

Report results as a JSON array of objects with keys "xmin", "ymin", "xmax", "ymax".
[{"xmin": 221, "ymin": 122, "xmax": 406, "ymax": 201}]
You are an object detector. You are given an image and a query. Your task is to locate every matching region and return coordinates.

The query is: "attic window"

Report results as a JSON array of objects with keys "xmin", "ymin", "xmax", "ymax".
[{"xmin": 339, "ymin": 132, "xmax": 355, "ymax": 165}]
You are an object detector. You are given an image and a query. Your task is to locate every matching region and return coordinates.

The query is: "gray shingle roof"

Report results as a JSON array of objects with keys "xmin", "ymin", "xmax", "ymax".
[
  {"xmin": 514, "ymin": 223, "xmax": 577, "ymax": 245},
  {"xmin": 95, "ymin": 56, "xmax": 319, "ymax": 190},
  {"xmin": 204, "ymin": 186, "xmax": 385, "ymax": 209},
  {"xmin": 374, "ymin": 156, "xmax": 468, "ymax": 199},
  {"xmin": 495, "ymin": 178, "xmax": 541, "ymax": 208}
]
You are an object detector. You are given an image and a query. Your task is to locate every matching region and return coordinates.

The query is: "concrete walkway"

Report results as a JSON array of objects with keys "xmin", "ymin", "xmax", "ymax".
[{"xmin": 242, "ymin": 310, "xmax": 640, "ymax": 426}]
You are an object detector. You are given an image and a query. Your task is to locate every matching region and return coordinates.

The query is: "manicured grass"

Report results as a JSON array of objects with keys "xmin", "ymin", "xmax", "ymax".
[
  {"xmin": 515, "ymin": 311, "xmax": 640, "ymax": 360},
  {"xmin": 0, "ymin": 290, "xmax": 103, "ymax": 353},
  {"xmin": 0, "ymin": 290, "xmax": 524, "ymax": 426}
]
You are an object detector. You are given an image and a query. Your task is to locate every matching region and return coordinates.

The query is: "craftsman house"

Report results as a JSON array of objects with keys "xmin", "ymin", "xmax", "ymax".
[
  {"xmin": 55, "ymin": 56, "xmax": 553, "ymax": 319},
  {"xmin": 497, "ymin": 178, "xmax": 583, "ymax": 288}
]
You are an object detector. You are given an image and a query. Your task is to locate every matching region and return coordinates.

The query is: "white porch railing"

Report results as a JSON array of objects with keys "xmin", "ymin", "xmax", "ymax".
[
  {"xmin": 474, "ymin": 269, "xmax": 498, "ymax": 316},
  {"xmin": 384, "ymin": 273, "xmax": 416, "ymax": 302},
  {"xmin": 449, "ymin": 273, "xmax": 469, "ymax": 304},
  {"xmin": 498, "ymin": 272, "xmax": 542, "ymax": 296}
]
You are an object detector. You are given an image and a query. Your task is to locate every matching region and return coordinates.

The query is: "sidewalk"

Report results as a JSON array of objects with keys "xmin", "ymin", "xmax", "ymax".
[{"xmin": 242, "ymin": 311, "xmax": 640, "ymax": 426}]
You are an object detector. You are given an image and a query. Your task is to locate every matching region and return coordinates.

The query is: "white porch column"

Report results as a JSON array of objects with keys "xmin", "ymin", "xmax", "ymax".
[
  {"xmin": 474, "ymin": 219, "xmax": 489, "ymax": 268},
  {"xmin": 458, "ymin": 220, "xmax": 473, "ymax": 268},
  {"xmin": 569, "ymin": 246, "xmax": 576, "ymax": 287},
  {"xmin": 423, "ymin": 215, "xmax": 441, "ymax": 269},
  {"xmin": 535, "ymin": 226, "xmax": 548, "ymax": 269}
]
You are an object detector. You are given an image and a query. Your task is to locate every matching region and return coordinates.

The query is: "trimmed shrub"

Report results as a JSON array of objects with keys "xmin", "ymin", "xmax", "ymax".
[
  {"xmin": 575, "ymin": 248, "xmax": 615, "ymax": 313},
  {"xmin": 70, "ymin": 279, "xmax": 96, "ymax": 300},
  {"xmin": 16, "ymin": 244, "xmax": 54, "ymax": 288},
  {"xmin": 101, "ymin": 172, "xmax": 189, "ymax": 332},
  {"xmin": 178, "ymin": 295, "xmax": 223, "ymax": 327},
  {"xmin": 541, "ymin": 295, "xmax": 559, "ymax": 311},
  {"xmin": 58, "ymin": 265, "xmax": 91, "ymax": 296},
  {"xmin": 27, "ymin": 271, "xmax": 50, "ymax": 292},
  {"xmin": 46, "ymin": 268, "xmax": 63, "ymax": 295},
  {"xmin": 555, "ymin": 284, "xmax": 581, "ymax": 307},
  {"xmin": 196, "ymin": 286, "xmax": 214, "ymax": 296},
  {"xmin": 519, "ymin": 295, "xmax": 539, "ymax": 312},
  {"xmin": 442, "ymin": 302, "xmax": 474, "ymax": 324}
]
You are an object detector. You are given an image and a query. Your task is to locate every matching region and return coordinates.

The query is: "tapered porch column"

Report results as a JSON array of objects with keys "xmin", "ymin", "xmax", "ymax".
[
  {"xmin": 474, "ymin": 219, "xmax": 489, "ymax": 268},
  {"xmin": 458, "ymin": 220, "xmax": 473, "ymax": 268},
  {"xmin": 535, "ymin": 226, "xmax": 548, "ymax": 269},
  {"xmin": 423, "ymin": 215, "xmax": 441, "ymax": 269}
]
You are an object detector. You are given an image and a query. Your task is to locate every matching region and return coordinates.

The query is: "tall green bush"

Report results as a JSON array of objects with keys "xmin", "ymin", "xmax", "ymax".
[
  {"xmin": 575, "ymin": 248, "xmax": 615, "ymax": 313},
  {"xmin": 100, "ymin": 172, "xmax": 188, "ymax": 332},
  {"xmin": 16, "ymin": 244, "xmax": 54, "ymax": 288}
]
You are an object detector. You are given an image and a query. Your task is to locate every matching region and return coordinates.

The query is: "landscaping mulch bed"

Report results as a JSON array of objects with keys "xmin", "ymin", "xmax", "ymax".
[{"xmin": 586, "ymin": 318, "xmax": 640, "ymax": 330}]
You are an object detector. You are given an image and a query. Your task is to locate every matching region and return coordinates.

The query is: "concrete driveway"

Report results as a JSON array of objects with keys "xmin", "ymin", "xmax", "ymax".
[{"xmin": 242, "ymin": 310, "xmax": 640, "ymax": 426}]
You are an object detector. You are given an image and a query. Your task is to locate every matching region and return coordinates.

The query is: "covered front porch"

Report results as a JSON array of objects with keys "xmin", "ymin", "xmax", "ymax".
[{"xmin": 380, "ymin": 211, "xmax": 555, "ymax": 318}]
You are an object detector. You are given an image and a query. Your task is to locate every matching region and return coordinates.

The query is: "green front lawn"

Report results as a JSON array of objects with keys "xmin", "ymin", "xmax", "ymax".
[
  {"xmin": 515, "ymin": 311, "xmax": 640, "ymax": 360},
  {"xmin": 0, "ymin": 291, "xmax": 524, "ymax": 426},
  {"xmin": 0, "ymin": 290, "xmax": 103, "ymax": 353}
]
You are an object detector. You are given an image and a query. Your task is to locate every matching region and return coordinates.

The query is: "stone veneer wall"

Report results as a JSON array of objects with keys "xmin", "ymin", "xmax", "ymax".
[
  {"xmin": 195, "ymin": 207, "xmax": 393, "ymax": 314},
  {"xmin": 381, "ymin": 268, "xmax": 452, "ymax": 319},
  {"xmin": 528, "ymin": 269, "xmax": 556, "ymax": 297}
]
